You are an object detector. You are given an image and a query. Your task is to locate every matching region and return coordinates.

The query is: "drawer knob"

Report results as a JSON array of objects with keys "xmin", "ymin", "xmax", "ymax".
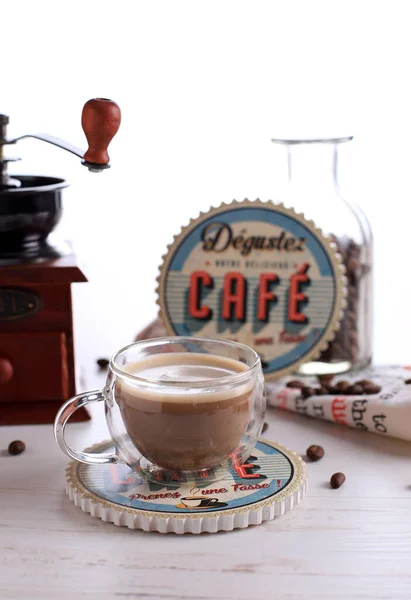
[{"xmin": 0, "ymin": 357, "xmax": 13, "ymax": 384}]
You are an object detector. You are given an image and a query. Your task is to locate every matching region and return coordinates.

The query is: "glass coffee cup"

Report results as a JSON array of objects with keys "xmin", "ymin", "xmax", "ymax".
[{"xmin": 54, "ymin": 337, "xmax": 266, "ymax": 478}]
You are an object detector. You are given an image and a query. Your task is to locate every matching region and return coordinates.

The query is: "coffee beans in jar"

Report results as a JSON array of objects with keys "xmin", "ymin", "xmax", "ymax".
[{"xmin": 317, "ymin": 235, "xmax": 372, "ymax": 372}]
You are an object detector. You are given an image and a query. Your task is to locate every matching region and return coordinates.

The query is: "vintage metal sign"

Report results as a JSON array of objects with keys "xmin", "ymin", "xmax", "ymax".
[{"xmin": 157, "ymin": 200, "xmax": 346, "ymax": 379}]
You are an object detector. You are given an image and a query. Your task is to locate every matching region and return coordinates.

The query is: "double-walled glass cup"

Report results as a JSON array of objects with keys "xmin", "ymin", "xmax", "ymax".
[{"xmin": 54, "ymin": 337, "xmax": 266, "ymax": 478}]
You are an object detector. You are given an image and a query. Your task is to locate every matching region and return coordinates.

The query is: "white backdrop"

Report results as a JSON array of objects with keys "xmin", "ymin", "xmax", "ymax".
[{"xmin": 1, "ymin": 0, "xmax": 409, "ymax": 374}]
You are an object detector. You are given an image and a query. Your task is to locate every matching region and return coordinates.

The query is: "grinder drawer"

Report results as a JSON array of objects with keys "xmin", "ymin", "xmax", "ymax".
[{"xmin": 0, "ymin": 332, "xmax": 68, "ymax": 402}]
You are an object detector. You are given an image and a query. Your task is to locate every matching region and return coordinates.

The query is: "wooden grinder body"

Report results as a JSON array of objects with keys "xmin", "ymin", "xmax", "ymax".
[{"xmin": 0, "ymin": 252, "xmax": 89, "ymax": 424}]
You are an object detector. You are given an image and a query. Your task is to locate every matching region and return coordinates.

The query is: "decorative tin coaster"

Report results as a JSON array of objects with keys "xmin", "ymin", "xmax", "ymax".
[{"xmin": 66, "ymin": 438, "xmax": 307, "ymax": 534}]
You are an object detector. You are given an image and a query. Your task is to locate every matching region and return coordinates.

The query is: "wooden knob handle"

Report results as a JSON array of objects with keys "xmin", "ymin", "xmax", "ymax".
[
  {"xmin": 81, "ymin": 98, "xmax": 121, "ymax": 165},
  {"xmin": 0, "ymin": 357, "xmax": 13, "ymax": 384}
]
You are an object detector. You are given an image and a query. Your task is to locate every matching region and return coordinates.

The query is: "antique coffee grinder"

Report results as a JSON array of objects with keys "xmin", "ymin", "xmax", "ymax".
[{"xmin": 0, "ymin": 98, "xmax": 121, "ymax": 424}]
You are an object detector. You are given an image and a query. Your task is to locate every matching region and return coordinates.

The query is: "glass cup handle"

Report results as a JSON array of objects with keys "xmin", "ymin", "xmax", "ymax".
[{"xmin": 54, "ymin": 390, "xmax": 119, "ymax": 465}]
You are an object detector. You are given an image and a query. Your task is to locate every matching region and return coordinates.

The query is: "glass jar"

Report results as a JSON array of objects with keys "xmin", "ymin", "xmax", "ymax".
[{"xmin": 271, "ymin": 137, "xmax": 373, "ymax": 375}]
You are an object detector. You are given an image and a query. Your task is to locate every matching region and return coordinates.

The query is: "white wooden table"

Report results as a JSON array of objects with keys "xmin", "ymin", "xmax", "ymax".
[{"xmin": 1, "ymin": 366, "xmax": 411, "ymax": 600}]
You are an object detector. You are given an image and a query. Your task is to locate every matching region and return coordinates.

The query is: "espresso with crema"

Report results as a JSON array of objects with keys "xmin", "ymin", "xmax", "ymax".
[{"xmin": 115, "ymin": 353, "xmax": 252, "ymax": 471}]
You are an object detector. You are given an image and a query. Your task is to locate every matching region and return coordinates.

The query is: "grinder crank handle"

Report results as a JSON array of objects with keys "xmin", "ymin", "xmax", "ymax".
[
  {"xmin": 81, "ymin": 98, "xmax": 121, "ymax": 171},
  {"xmin": 7, "ymin": 98, "xmax": 121, "ymax": 173}
]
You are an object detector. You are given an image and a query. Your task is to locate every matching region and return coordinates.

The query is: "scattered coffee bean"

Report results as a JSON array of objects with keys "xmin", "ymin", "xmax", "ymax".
[
  {"xmin": 336, "ymin": 380, "xmax": 350, "ymax": 392},
  {"xmin": 405, "ymin": 379, "xmax": 411, "ymax": 385},
  {"xmin": 286, "ymin": 380, "xmax": 305, "ymax": 389},
  {"xmin": 316, "ymin": 385, "xmax": 329, "ymax": 396},
  {"xmin": 330, "ymin": 472, "xmax": 346, "ymax": 489},
  {"xmin": 8, "ymin": 440, "xmax": 25, "ymax": 456},
  {"xmin": 361, "ymin": 382, "xmax": 381, "ymax": 395},
  {"xmin": 97, "ymin": 358, "xmax": 110, "ymax": 369},
  {"xmin": 301, "ymin": 386, "xmax": 315, "ymax": 398},
  {"xmin": 346, "ymin": 384, "xmax": 364, "ymax": 395},
  {"xmin": 306, "ymin": 444, "xmax": 324, "ymax": 461},
  {"xmin": 262, "ymin": 422, "xmax": 269, "ymax": 434}
]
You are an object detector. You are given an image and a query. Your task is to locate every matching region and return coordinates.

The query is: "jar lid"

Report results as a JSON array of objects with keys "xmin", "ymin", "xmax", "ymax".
[{"xmin": 271, "ymin": 136, "xmax": 353, "ymax": 144}]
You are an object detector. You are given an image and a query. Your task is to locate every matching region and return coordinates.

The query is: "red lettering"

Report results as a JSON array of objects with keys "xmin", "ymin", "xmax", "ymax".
[
  {"xmin": 130, "ymin": 492, "xmax": 181, "ymax": 501},
  {"xmin": 153, "ymin": 469, "xmax": 184, "ymax": 483},
  {"xmin": 201, "ymin": 488, "xmax": 228, "ymax": 495},
  {"xmin": 197, "ymin": 468, "xmax": 212, "ymax": 479},
  {"xmin": 109, "ymin": 465, "xmax": 135, "ymax": 485},
  {"xmin": 232, "ymin": 483, "xmax": 269, "ymax": 492},
  {"xmin": 254, "ymin": 337, "xmax": 274, "ymax": 346},
  {"xmin": 188, "ymin": 271, "xmax": 213, "ymax": 319},
  {"xmin": 331, "ymin": 397, "xmax": 347, "ymax": 425},
  {"xmin": 279, "ymin": 330, "xmax": 307, "ymax": 343},
  {"xmin": 231, "ymin": 452, "xmax": 260, "ymax": 479},
  {"xmin": 257, "ymin": 273, "xmax": 278, "ymax": 321},
  {"xmin": 276, "ymin": 388, "xmax": 289, "ymax": 409},
  {"xmin": 288, "ymin": 263, "xmax": 310, "ymax": 323},
  {"xmin": 222, "ymin": 272, "xmax": 246, "ymax": 320}
]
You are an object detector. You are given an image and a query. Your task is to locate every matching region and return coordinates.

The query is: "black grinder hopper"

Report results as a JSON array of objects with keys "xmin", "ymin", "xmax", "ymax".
[{"xmin": 0, "ymin": 98, "xmax": 121, "ymax": 261}]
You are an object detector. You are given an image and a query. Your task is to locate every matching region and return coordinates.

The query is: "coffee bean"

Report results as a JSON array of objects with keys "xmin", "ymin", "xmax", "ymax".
[
  {"xmin": 347, "ymin": 257, "xmax": 360, "ymax": 284},
  {"xmin": 361, "ymin": 383, "xmax": 381, "ymax": 395},
  {"xmin": 319, "ymin": 236, "xmax": 365, "ymax": 366},
  {"xmin": 262, "ymin": 422, "xmax": 269, "ymax": 433},
  {"xmin": 286, "ymin": 380, "xmax": 305, "ymax": 389},
  {"xmin": 346, "ymin": 384, "xmax": 364, "ymax": 395},
  {"xmin": 316, "ymin": 385, "xmax": 329, "ymax": 396},
  {"xmin": 8, "ymin": 440, "xmax": 25, "ymax": 456},
  {"xmin": 357, "ymin": 379, "xmax": 373, "ymax": 387},
  {"xmin": 301, "ymin": 386, "xmax": 315, "ymax": 398},
  {"xmin": 97, "ymin": 358, "xmax": 110, "ymax": 369},
  {"xmin": 336, "ymin": 380, "xmax": 350, "ymax": 391},
  {"xmin": 330, "ymin": 472, "xmax": 346, "ymax": 489},
  {"xmin": 405, "ymin": 379, "xmax": 411, "ymax": 385},
  {"xmin": 306, "ymin": 444, "xmax": 324, "ymax": 461},
  {"xmin": 317, "ymin": 374, "xmax": 334, "ymax": 386},
  {"xmin": 327, "ymin": 386, "xmax": 339, "ymax": 394}
]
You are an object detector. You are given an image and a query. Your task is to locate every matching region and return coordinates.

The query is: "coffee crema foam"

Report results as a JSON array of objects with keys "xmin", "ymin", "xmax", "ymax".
[{"xmin": 118, "ymin": 353, "xmax": 252, "ymax": 404}]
